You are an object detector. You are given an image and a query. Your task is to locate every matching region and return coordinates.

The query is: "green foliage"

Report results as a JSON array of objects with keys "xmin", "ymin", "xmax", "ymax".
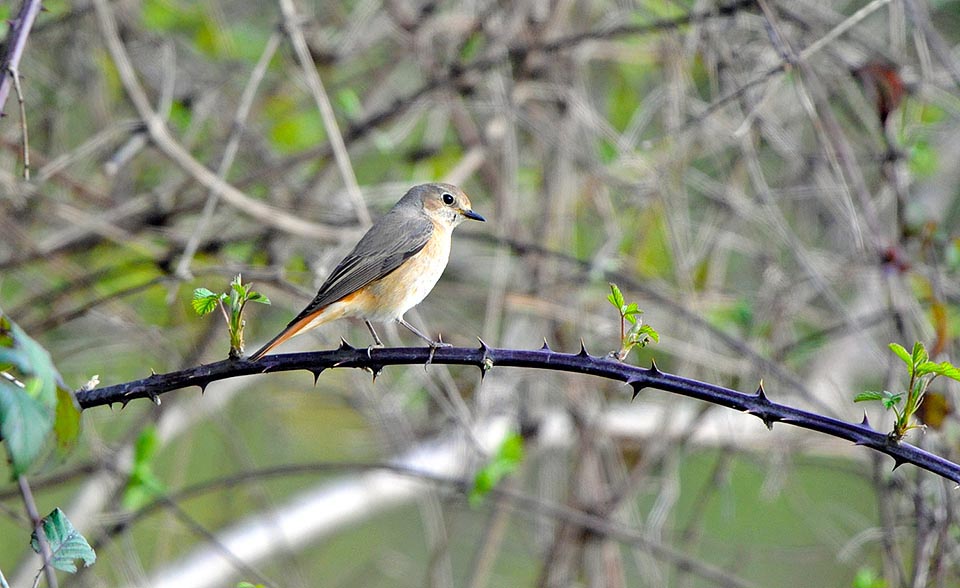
[
  {"xmin": 123, "ymin": 426, "xmax": 165, "ymax": 510},
  {"xmin": 470, "ymin": 433, "xmax": 524, "ymax": 505},
  {"xmin": 0, "ymin": 313, "xmax": 81, "ymax": 476},
  {"xmin": 607, "ymin": 283, "xmax": 659, "ymax": 361},
  {"xmin": 336, "ymin": 88, "xmax": 363, "ymax": 120},
  {"xmin": 30, "ymin": 508, "xmax": 96, "ymax": 573},
  {"xmin": 192, "ymin": 275, "xmax": 270, "ymax": 358},
  {"xmin": 852, "ymin": 567, "xmax": 886, "ymax": 588},
  {"xmin": 264, "ymin": 95, "xmax": 325, "ymax": 154},
  {"xmin": 907, "ymin": 139, "xmax": 938, "ymax": 177},
  {"xmin": 236, "ymin": 583, "xmax": 266, "ymax": 588},
  {"xmin": 855, "ymin": 342, "xmax": 960, "ymax": 440}
]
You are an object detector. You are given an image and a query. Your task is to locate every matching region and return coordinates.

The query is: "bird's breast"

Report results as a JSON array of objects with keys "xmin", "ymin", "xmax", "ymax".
[{"xmin": 360, "ymin": 225, "xmax": 452, "ymax": 321}]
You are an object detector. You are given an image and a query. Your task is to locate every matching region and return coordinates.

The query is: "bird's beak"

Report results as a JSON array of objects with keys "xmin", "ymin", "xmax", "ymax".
[{"xmin": 461, "ymin": 209, "xmax": 486, "ymax": 222}]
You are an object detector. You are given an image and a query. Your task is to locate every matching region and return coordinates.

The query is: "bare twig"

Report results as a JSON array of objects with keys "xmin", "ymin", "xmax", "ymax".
[
  {"xmin": 90, "ymin": 0, "xmax": 354, "ymax": 241},
  {"xmin": 0, "ymin": 0, "xmax": 42, "ymax": 117},
  {"xmin": 278, "ymin": 0, "xmax": 371, "ymax": 226},
  {"xmin": 174, "ymin": 30, "xmax": 283, "ymax": 279},
  {"xmin": 17, "ymin": 476, "xmax": 58, "ymax": 588}
]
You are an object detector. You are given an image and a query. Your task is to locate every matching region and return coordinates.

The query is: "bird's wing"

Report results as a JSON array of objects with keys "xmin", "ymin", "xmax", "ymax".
[{"xmin": 284, "ymin": 211, "xmax": 434, "ymax": 327}]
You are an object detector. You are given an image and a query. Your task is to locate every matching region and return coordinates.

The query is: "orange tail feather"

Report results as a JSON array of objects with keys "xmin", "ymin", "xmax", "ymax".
[{"xmin": 248, "ymin": 308, "xmax": 330, "ymax": 361}]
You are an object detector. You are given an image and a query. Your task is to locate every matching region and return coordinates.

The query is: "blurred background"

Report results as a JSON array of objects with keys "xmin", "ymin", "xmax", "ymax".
[{"xmin": 2, "ymin": 0, "xmax": 960, "ymax": 586}]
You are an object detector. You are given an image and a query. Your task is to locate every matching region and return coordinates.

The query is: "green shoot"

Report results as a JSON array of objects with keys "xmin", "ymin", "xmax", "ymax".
[
  {"xmin": 470, "ymin": 433, "xmax": 524, "ymax": 505},
  {"xmin": 193, "ymin": 274, "xmax": 270, "ymax": 359},
  {"xmin": 607, "ymin": 283, "xmax": 659, "ymax": 361},
  {"xmin": 855, "ymin": 342, "xmax": 960, "ymax": 441}
]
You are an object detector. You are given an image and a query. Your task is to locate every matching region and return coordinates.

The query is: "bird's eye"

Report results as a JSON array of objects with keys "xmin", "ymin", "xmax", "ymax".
[{"xmin": 441, "ymin": 193, "xmax": 455, "ymax": 205}]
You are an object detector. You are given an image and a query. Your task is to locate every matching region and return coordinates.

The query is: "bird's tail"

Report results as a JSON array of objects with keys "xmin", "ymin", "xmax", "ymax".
[{"xmin": 248, "ymin": 308, "xmax": 329, "ymax": 361}]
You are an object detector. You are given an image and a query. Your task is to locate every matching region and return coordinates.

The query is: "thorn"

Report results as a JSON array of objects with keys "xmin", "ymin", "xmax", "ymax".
[
  {"xmin": 891, "ymin": 457, "xmax": 906, "ymax": 470},
  {"xmin": 370, "ymin": 365, "xmax": 383, "ymax": 382},
  {"xmin": 477, "ymin": 337, "xmax": 489, "ymax": 352},
  {"xmin": 40, "ymin": 5, "xmax": 50, "ymax": 11},
  {"xmin": 577, "ymin": 338, "xmax": 590, "ymax": 357},
  {"xmin": 859, "ymin": 412, "xmax": 871, "ymax": 428},
  {"xmin": 338, "ymin": 337, "xmax": 355, "ymax": 351},
  {"xmin": 425, "ymin": 345, "xmax": 438, "ymax": 371},
  {"xmin": 197, "ymin": 380, "xmax": 208, "ymax": 394},
  {"xmin": 150, "ymin": 368, "xmax": 158, "ymax": 376},
  {"xmin": 626, "ymin": 378, "xmax": 644, "ymax": 400},
  {"xmin": 647, "ymin": 358, "xmax": 661, "ymax": 376},
  {"xmin": 755, "ymin": 380, "xmax": 767, "ymax": 402},
  {"xmin": 148, "ymin": 391, "xmax": 161, "ymax": 406},
  {"xmin": 540, "ymin": 338, "xmax": 551, "ymax": 351},
  {"xmin": 747, "ymin": 408, "xmax": 779, "ymax": 430},
  {"xmin": 311, "ymin": 369, "xmax": 324, "ymax": 386}
]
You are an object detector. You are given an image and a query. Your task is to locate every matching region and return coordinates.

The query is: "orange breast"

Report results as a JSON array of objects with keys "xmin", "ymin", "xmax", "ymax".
[{"xmin": 355, "ymin": 223, "xmax": 452, "ymax": 322}]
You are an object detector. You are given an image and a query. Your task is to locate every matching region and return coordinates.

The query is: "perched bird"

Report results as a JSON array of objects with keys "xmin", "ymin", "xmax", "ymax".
[{"xmin": 249, "ymin": 183, "xmax": 485, "ymax": 360}]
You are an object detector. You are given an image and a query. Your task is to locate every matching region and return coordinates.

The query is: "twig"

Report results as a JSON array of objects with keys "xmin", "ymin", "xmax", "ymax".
[
  {"xmin": 18, "ymin": 475, "xmax": 58, "ymax": 588},
  {"xmin": 0, "ymin": 0, "xmax": 43, "ymax": 117},
  {"xmin": 90, "ymin": 0, "xmax": 353, "ymax": 241},
  {"xmin": 74, "ymin": 343, "xmax": 960, "ymax": 485},
  {"xmin": 174, "ymin": 30, "xmax": 283, "ymax": 279},
  {"xmin": 10, "ymin": 66, "xmax": 30, "ymax": 180},
  {"xmin": 277, "ymin": 0, "xmax": 371, "ymax": 226}
]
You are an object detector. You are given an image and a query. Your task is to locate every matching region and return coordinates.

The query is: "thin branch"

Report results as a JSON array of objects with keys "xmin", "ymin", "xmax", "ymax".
[
  {"xmin": 277, "ymin": 0, "xmax": 371, "ymax": 226},
  {"xmin": 174, "ymin": 30, "xmax": 283, "ymax": 279},
  {"xmin": 90, "ymin": 0, "xmax": 354, "ymax": 241},
  {"xmin": 75, "ymin": 343, "xmax": 960, "ymax": 485},
  {"xmin": 17, "ymin": 476, "xmax": 58, "ymax": 588},
  {"xmin": 0, "ymin": 0, "xmax": 42, "ymax": 117}
]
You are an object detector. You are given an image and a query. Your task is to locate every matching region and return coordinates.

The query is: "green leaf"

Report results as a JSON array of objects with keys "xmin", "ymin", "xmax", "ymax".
[
  {"xmin": 0, "ymin": 380, "xmax": 53, "ymax": 476},
  {"xmin": 336, "ymin": 88, "xmax": 363, "ymax": 119},
  {"xmin": 6, "ymin": 321, "xmax": 58, "ymax": 408},
  {"xmin": 607, "ymin": 283, "xmax": 625, "ymax": 311},
  {"xmin": 246, "ymin": 292, "xmax": 271, "ymax": 305},
  {"xmin": 882, "ymin": 392, "xmax": 903, "ymax": 411},
  {"xmin": 888, "ymin": 343, "xmax": 912, "ymax": 370},
  {"xmin": 469, "ymin": 433, "xmax": 524, "ymax": 505},
  {"xmin": 54, "ymin": 387, "xmax": 82, "ymax": 453},
  {"xmin": 915, "ymin": 360, "xmax": 960, "ymax": 382},
  {"xmin": 124, "ymin": 426, "xmax": 164, "ymax": 509},
  {"xmin": 230, "ymin": 274, "xmax": 246, "ymax": 295},
  {"xmin": 854, "ymin": 391, "xmax": 884, "ymax": 403},
  {"xmin": 192, "ymin": 288, "xmax": 221, "ymax": 316},
  {"xmin": 30, "ymin": 508, "xmax": 96, "ymax": 573},
  {"xmin": 911, "ymin": 341, "xmax": 928, "ymax": 367}
]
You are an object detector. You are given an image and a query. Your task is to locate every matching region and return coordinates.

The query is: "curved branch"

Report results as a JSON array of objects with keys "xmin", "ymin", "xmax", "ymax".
[
  {"xmin": 0, "ymin": 0, "xmax": 43, "ymax": 117},
  {"xmin": 76, "ymin": 342, "xmax": 960, "ymax": 484}
]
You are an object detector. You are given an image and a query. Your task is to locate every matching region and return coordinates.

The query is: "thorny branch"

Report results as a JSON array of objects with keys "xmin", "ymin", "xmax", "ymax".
[{"xmin": 75, "ymin": 343, "xmax": 960, "ymax": 485}]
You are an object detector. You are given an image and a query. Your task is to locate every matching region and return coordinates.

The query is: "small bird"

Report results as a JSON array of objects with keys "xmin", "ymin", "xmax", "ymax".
[{"xmin": 249, "ymin": 183, "xmax": 485, "ymax": 360}]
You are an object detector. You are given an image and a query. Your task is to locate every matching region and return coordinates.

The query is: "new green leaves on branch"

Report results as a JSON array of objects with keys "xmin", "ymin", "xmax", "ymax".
[
  {"xmin": 30, "ymin": 508, "xmax": 96, "ymax": 573},
  {"xmin": 0, "ymin": 312, "xmax": 82, "ymax": 476},
  {"xmin": 855, "ymin": 342, "xmax": 960, "ymax": 441},
  {"xmin": 193, "ymin": 275, "xmax": 270, "ymax": 359},
  {"xmin": 607, "ymin": 283, "xmax": 659, "ymax": 361}
]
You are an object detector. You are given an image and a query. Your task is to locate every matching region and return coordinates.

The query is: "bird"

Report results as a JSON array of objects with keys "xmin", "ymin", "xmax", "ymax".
[{"xmin": 249, "ymin": 183, "xmax": 485, "ymax": 360}]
